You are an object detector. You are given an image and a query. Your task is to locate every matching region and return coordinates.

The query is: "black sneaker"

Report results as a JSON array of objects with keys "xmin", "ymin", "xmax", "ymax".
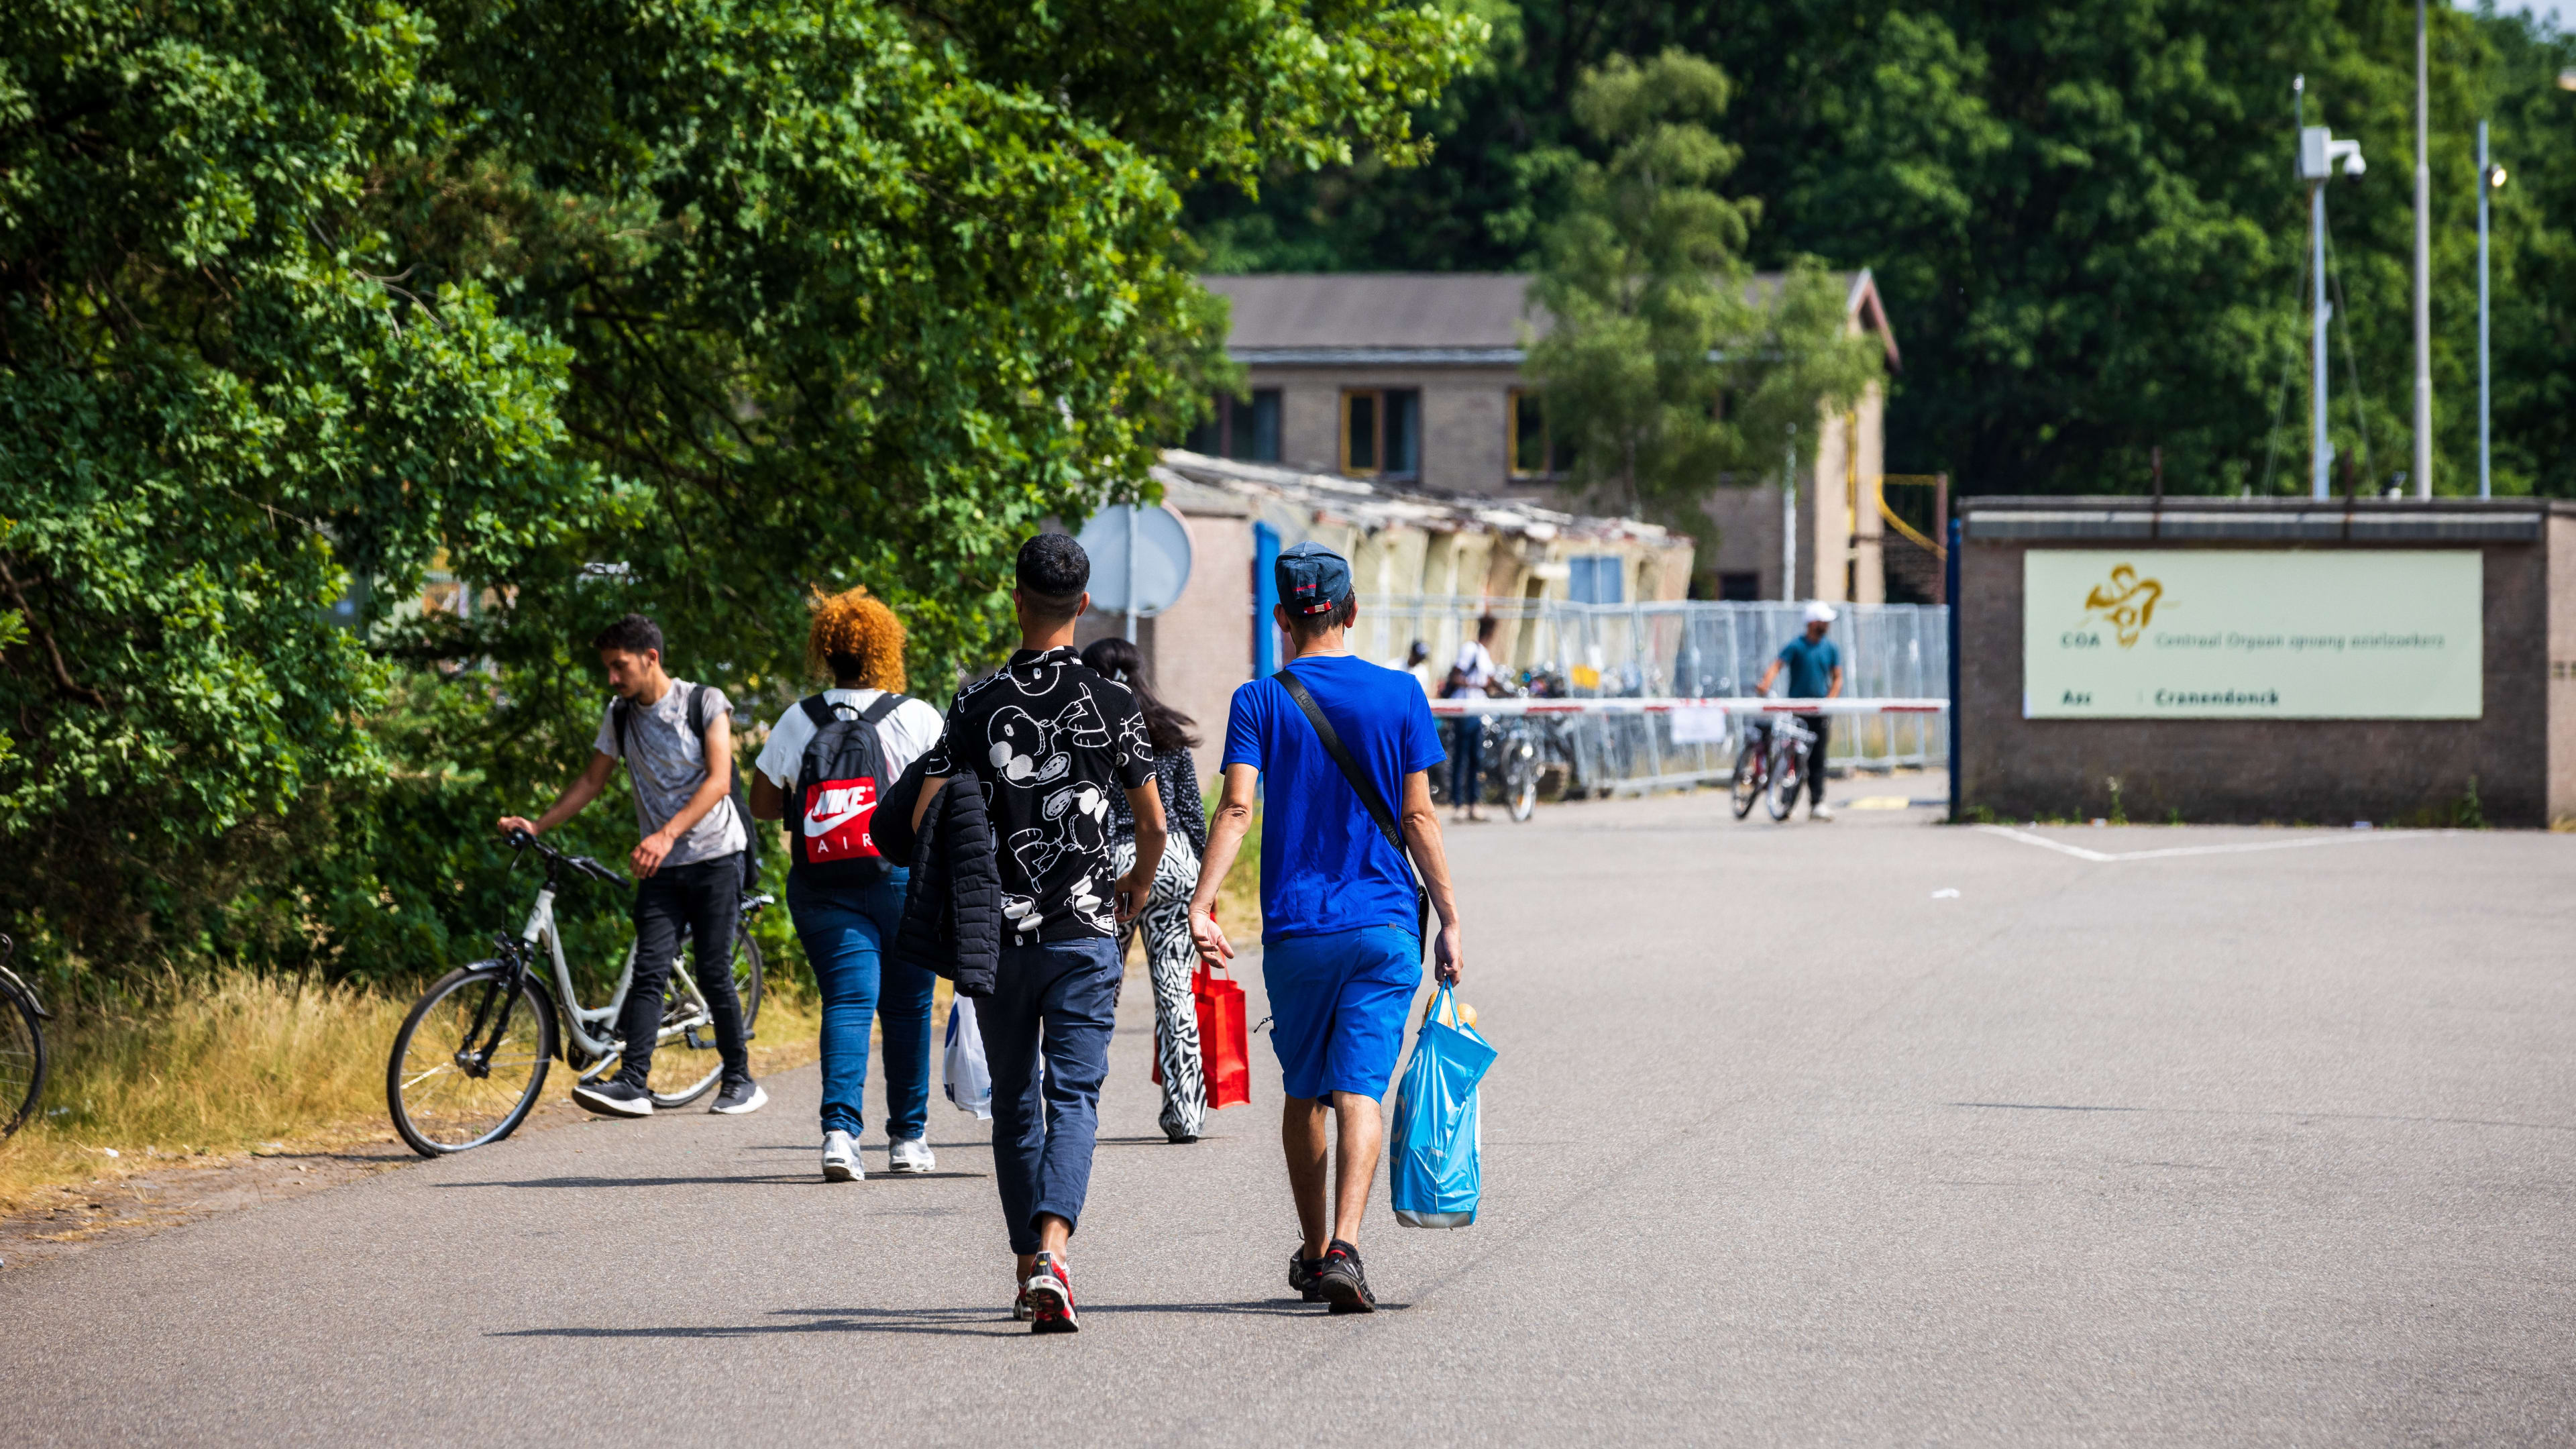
[
  {"xmin": 709, "ymin": 1076, "xmax": 767, "ymax": 1115},
  {"xmin": 572, "ymin": 1076, "xmax": 653, "ymax": 1118},
  {"xmin": 1288, "ymin": 1246, "xmax": 1326, "ymax": 1303},
  {"xmin": 1314, "ymin": 1238, "xmax": 1375, "ymax": 1314}
]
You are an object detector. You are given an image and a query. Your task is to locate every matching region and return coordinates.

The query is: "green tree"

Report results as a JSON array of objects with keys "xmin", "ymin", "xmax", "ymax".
[
  {"xmin": 1188, "ymin": 1, "xmax": 2576, "ymax": 499},
  {"xmin": 0, "ymin": 0, "xmax": 1486, "ymax": 984},
  {"xmin": 1525, "ymin": 51, "xmax": 1878, "ymax": 519}
]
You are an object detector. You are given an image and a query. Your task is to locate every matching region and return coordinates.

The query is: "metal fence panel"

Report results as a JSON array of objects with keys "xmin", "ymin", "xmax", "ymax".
[{"xmin": 1361, "ymin": 596, "xmax": 1951, "ymax": 793}]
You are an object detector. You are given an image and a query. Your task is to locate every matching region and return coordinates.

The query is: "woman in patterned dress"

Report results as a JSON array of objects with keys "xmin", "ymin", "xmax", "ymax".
[{"xmin": 1079, "ymin": 637, "xmax": 1211, "ymax": 1143}]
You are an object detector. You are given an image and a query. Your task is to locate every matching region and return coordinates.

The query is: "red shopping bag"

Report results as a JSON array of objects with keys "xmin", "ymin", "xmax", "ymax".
[{"xmin": 1152, "ymin": 963, "xmax": 1253, "ymax": 1110}]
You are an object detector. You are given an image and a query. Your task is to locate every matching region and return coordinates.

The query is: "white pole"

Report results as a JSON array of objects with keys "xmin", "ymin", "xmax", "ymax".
[
  {"xmin": 2313, "ymin": 180, "xmax": 2332, "ymax": 499},
  {"xmin": 1123, "ymin": 504, "xmax": 1139, "ymax": 643},
  {"xmin": 1781, "ymin": 425, "xmax": 1799, "ymax": 602},
  {"xmin": 2477, "ymin": 119, "xmax": 2491, "ymax": 500},
  {"xmin": 2413, "ymin": 0, "xmax": 2433, "ymax": 499}
]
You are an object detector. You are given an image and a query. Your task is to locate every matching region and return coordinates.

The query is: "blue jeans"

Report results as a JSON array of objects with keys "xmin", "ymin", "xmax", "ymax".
[
  {"xmin": 1449, "ymin": 715, "xmax": 1483, "ymax": 806},
  {"xmin": 788, "ymin": 870, "xmax": 933, "ymax": 1141},
  {"xmin": 975, "ymin": 936, "xmax": 1121, "ymax": 1254}
]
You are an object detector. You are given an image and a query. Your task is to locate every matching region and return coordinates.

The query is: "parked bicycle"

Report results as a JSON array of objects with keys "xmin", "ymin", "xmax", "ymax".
[
  {"xmin": 385, "ymin": 830, "xmax": 768, "ymax": 1157},
  {"xmin": 1729, "ymin": 714, "xmax": 1819, "ymax": 822},
  {"xmin": 0, "ymin": 933, "xmax": 51, "ymax": 1140}
]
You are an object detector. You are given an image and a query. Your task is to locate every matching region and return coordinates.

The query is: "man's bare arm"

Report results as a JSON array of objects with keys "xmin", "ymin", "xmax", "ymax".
[
  {"xmin": 1188, "ymin": 763, "xmax": 1258, "ymax": 965},
  {"xmin": 1398, "ymin": 769, "xmax": 1463, "ymax": 983},
  {"xmin": 1826, "ymin": 665, "xmax": 1845, "ymax": 700},
  {"xmin": 749, "ymin": 771, "xmax": 786, "ymax": 821}
]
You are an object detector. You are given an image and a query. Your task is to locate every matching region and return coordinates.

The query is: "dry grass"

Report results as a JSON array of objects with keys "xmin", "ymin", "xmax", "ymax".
[{"xmin": 0, "ymin": 971, "xmax": 822, "ymax": 1213}]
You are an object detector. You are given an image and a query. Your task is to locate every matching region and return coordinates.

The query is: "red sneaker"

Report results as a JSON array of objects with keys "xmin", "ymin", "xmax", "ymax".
[{"xmin": 1024, "ymin": 1252, "xmax": 1079, "ymax": 1334}]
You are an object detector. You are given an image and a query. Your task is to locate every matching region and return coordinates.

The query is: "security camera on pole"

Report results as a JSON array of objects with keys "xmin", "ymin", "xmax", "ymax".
[{"xmin": 2298, "ymin": 91, "xmax": 2365, "ymax": 500}]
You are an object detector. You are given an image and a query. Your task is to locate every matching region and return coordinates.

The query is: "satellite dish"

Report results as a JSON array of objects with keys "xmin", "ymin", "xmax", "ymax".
[{"xmin": 1075, "ymin": 504, "xmax": 1193, "ymax": 634}]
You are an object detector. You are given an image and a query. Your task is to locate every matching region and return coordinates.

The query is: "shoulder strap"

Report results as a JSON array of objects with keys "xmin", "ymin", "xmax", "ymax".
[
  {"xmin": 859, "ymin": 692, "xmax": 905, "ymax": 725},
  {"xmin": 799, "ymin": 694, "xmax": 837, "ymax": 726},
  {"xmin": 1275, "ymin": 669, "xmax": 1428, "ymax": 939},
  {"xmin": 1275, "ymin": 669, "xmax": 1405, "ymax": 860},
  {"xmin": 685, "ymin": 682, "xmax": 708, "ymax": 739},
  {"xmin": 610, "ymin": 696, "xmax": 631, "ymax": 757}
]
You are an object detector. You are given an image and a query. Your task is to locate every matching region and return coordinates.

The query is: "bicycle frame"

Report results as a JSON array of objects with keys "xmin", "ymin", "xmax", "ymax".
[{"xmin": 501, "ymin": 851, "xmax": 767, "ymax": 1079}]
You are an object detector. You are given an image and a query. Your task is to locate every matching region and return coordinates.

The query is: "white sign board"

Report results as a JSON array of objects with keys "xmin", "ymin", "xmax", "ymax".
[
  {"xmin": 2022, "ymin": 549, "xmax": 2482, "ymax": 719},
  {"xmin": 1668, "ymin": 706, "xmax": 1732, "ymax": 744}
]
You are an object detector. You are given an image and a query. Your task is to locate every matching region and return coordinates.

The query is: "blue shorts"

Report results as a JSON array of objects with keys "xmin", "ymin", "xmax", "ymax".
[{"xmin": 1261, "ymin": 926, "xmax": 1424, "ymax": 1102}]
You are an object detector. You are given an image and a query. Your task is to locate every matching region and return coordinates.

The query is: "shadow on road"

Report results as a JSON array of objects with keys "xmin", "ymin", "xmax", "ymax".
[{"xmin": 495, "ymin": 1298, "xmax": 1395, "ymax": 1342}]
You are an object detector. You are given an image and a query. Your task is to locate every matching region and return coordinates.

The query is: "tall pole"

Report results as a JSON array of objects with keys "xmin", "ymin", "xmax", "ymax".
[
  {"xmin": 2413, "ymin": 0, "xmax": 2433, "ymax": 498},
  {"xmin": 2477, "ymin": 120, "xmax": 2491, "ymax": 499},
  {"xmin": 2313, "ymin": 178, "xmax": 2332, "ymax": 499},
  {"xmin": 1781, "ymin": 425, "xmax": 1798, "ymax": 602}
]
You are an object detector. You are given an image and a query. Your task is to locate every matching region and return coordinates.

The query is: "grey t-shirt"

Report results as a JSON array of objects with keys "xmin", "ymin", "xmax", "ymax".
[{"xmin": 590, "ymin": 680, "xmax": 747, "ymax": 867}]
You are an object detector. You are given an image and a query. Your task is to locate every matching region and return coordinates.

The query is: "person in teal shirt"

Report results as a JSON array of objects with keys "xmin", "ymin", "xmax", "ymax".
[{"xmin": 1754, "ymin": 601, "xmax": 1845, "ymax": 820}]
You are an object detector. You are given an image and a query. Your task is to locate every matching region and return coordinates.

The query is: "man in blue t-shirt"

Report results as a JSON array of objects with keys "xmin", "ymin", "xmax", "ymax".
[
  {"xmin": 1189, "ymin": 541, "xmax": 1461, "ymax": 1316},
  {"xmin": 1754, "ymin": 600, "xmax": 1846, "ymax": 820}
]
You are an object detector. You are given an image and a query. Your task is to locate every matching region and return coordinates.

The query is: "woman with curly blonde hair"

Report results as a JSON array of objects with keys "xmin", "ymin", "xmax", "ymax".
[{"xmin": 749, "ymin": 587, "xmax": 948, "ymax": 1182}]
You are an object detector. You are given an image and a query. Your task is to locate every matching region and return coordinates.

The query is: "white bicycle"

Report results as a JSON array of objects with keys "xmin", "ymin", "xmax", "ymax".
[{"xmin": 385, "ymin": 830, "xmax": 767, "ymax": 1155}]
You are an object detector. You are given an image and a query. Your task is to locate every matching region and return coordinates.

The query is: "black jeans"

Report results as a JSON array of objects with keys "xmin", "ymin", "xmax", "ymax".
[
  {"xmin": 1799, "ymin": 714, "xmax": 1831, "ymax": 804},
  {"xmin": 619, "ymin": 854, "xmax": 749, "ymax": 1085},
  {"xmin": 1448, "ymin": 715, "xmax": 1483, "ymax": 807}
]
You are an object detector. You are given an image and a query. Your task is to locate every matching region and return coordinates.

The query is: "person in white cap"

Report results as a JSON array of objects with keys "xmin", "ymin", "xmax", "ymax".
[{"xmin": 1754, "ymin": 602, "xmax": 1845, "ymax": 820}]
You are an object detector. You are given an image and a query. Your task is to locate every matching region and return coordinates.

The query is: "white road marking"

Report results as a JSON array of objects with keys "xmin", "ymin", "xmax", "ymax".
[{"xmin": 1978, "ymin": 824, "xmax": 2448, "ymax": 863}]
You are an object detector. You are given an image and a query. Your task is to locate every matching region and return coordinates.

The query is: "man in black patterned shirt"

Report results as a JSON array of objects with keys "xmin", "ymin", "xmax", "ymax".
[{"xmin": 912, "ymin": 534, "xmax": 1163, "ymax": 1334}]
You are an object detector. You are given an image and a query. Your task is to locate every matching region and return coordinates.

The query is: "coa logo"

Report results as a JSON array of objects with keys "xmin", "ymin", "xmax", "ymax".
[{"xmin": 2082, "ymin": 564, "xmax": 2162, "ymax": 648}]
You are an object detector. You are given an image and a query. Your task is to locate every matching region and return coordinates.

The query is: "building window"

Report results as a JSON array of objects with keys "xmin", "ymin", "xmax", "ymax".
[
  {"xmin": 1185, "ymin": 389, "xmax": 1281, "ymax": 462},
  {"xmin": 1717, "ymin": 571, "xmax": 1762, "ymax": 601},
  {"xmin": 1507, "ymin": 388, "xmax": 1572, "ymax": 478},
  {"xmin": 1340, "ymin": 388, "xmax": 1419, "ymax": 478},
  {"xmin": 1568, "ymin": 554, "xmax": 1625, "ymax": 605}
]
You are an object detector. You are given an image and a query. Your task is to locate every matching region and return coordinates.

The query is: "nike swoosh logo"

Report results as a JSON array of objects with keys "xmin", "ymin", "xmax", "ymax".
[{"xmin": 804, "ymin": 803, "xmax": 873, "ymax": 837}]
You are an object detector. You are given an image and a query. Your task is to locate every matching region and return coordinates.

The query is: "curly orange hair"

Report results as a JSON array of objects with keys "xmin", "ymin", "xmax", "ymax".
[{"xmin": 805, "ymin": 587, "xmax": 908, "ymax": 692}]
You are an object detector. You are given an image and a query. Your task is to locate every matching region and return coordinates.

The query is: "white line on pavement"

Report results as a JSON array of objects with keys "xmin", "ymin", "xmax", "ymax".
[{"xmin": 1976, "ymin": 824, "xmax": 2447, "ymax": 863}]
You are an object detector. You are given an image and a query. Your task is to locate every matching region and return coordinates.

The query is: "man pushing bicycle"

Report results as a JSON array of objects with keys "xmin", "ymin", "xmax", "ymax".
[
  {"xmin": 1753, "ymin": 601, "xmax": 1845, "ymax": 822},
  {"xmin": 495, "ymin": 612, "xmax": 767, "ymax": 1118}
]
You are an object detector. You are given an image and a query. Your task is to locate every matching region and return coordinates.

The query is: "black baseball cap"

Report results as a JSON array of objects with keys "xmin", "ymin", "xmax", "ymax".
[{"xmin": 1275, "ymin": 540, "xmax": 1353, "ymax": 617}]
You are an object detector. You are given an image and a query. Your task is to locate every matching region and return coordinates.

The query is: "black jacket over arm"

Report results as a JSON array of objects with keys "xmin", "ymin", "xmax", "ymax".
[{"xmin": 888, "ymin": 766, "xmax": 1001, "ymax": 997}]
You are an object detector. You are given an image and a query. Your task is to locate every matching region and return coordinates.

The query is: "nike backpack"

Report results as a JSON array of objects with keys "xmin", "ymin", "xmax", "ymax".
[{"xmin": 790, "ymin": 692, "xmax": 908, "ymax": 885}]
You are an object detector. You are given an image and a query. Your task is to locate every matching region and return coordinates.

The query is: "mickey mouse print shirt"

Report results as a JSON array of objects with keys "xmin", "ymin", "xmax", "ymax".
[{"xmin": 918, "ymin": 646, "xmax": 1155, "ymax": 943}]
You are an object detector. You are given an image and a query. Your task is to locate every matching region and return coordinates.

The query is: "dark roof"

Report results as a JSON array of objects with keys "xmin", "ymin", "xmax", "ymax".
[{"xmin": 1200, "ymin": 270, "xmax": 1897, "ymax": 368}]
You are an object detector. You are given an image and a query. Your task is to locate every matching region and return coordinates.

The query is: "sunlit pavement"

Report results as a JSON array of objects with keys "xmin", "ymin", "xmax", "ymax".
[{"xmin": 7, "ymin": 785, "xmax": 2575, "ymax": 1445}]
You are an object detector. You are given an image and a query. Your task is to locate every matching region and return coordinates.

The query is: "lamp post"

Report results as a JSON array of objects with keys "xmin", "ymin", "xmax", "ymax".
[
  {"xmin": 2412, "ymin": 0, "xmax": 2432, "ymax": 499},
  {"xmin": 2299, "ymin": 104, "xmax": 2366, "ymax": 500},
  {"xmin": 2479, "ymin": 123, "xmax": 2505, "ymax": 499}
]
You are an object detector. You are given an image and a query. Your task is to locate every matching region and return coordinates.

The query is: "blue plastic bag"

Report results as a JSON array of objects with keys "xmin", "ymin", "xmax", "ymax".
[{"xmin": 1389, "ymin": 984, "xmax": 1497, "ymax": 1228}]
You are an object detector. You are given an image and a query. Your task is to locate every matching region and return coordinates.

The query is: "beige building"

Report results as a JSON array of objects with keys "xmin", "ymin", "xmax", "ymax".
[{"xmin": 1195, "ymin": 270, "xmax": 1901, "ymax": 603}]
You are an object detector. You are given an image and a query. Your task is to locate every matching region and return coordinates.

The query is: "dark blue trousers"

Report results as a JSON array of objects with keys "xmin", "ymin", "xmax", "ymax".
[{"xmin": 975, "ymin": 936, "xmax": 1121, "ymax": 1254}]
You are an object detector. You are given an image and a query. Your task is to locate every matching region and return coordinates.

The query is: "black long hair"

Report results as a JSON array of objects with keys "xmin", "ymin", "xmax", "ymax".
[{"xmin": 1080, "ymin": 637, "xmax": 1198, "ymax": 754}]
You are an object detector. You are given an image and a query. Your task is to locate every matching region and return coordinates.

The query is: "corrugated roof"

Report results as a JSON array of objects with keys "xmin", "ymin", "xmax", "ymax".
[{"xmin": 1156, "ymin": 449, "xmax": 1689, "ymax": 550}]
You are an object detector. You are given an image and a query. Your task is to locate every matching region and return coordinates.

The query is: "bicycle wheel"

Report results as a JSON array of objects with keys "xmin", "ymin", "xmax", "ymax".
[
  {"xmin": 388, "ymin": 965, "xmax": 555, "ymax": 1157},
  {"xmin": 1729, "ymin": 739, "xmax": 1766, "ymax": 819},
  {"xmin": 1504, "ymin": 737, "xmax": 1540, "ymax": 822},
  {"xmin": 1765, "ymin": 743, "xmax": 1803, "ymax": 821},
  {"xmin": 0, "ymin": 981, "xmax": 45, "ymax": 1140},
  {"xmin": 645, "ymin": 928, "xmax": 764, "ymax": 1108}
]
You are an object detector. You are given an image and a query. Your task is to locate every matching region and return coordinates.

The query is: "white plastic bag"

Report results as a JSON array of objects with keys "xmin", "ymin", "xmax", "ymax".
[{"xmin": 943, "ymin": 996, "xmax": 994, "ymax": 1120}]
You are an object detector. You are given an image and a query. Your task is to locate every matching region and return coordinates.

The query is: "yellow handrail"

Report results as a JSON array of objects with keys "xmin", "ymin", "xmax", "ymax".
[{"xmin": 1873, "ymin": 478, "xmax": 1945, "ymax": 559}]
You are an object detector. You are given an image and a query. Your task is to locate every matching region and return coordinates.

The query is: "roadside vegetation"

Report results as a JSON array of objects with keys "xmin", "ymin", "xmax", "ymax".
[{"xmin": 0, "ymin": 971, "xmax": 824, "ymax": 1212}]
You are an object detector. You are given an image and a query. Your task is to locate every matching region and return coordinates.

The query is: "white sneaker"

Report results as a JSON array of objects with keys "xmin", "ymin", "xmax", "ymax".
[
  {"xmin": 1811, "ymin": 802, "xmax": 1835, "ymax": 821},
  {"xmin": 887, "ymin": 1137, "xmax": 936, "ymax": 1174},
  {"xmin": 822, "ymin": 1130, "xmax": 863, "ymax": 1182}
]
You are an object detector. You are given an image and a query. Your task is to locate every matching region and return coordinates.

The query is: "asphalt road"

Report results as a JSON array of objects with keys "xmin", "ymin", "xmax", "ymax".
[{"xmin": 9, "ymin": 790, "xmax": 2576, "ymax": 1446}]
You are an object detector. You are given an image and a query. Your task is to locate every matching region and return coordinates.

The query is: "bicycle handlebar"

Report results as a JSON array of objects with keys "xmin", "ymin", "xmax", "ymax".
[{"xmin": 506, "ymin": 829, "xmax": 630, "ymax": 890}]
